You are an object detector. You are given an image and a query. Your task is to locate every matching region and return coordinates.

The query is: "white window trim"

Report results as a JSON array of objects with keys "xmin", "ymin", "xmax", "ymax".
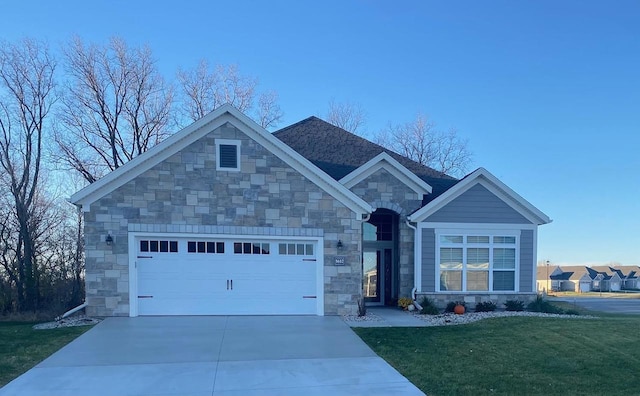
[
  {"xmin": 435, "ymin": 229, "xmax": 520, "ymax": 293},
  {"xmin": 215, "ymin": 139, "xmax": 241, "ymax": 171}
]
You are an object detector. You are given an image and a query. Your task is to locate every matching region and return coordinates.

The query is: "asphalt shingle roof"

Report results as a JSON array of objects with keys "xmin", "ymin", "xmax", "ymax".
[{"xmin": 273, "ymin": 116, "xmax": 459, "ymax": 200}]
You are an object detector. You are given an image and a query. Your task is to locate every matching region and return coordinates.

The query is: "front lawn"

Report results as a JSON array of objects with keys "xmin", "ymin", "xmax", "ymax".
[
  {"xmin": 355, "ymin": 315, "xmax": 640, "ymax": 396},
  {"xmin": 0, "ymin": 322, "xmax": 92, "ymax": 387}
]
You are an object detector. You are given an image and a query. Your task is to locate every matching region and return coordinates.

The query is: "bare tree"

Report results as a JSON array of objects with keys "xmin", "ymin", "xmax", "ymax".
[
  {"xmin": 325, "ymin": 99, "xmax": 367, "ymax": 135},
  {"xmin": 176, "ymin": 60, "xmax": 283, "ymax": 129},
  {"xmin": 0, "ymin": 38, "xmax": 56, "ymax": 311},
  {"xmin": 377, "ymin": 113, "xmax": 472, "ymax": 177},
  {"xmin": 54, "ymin": 36, "xmax": 173, "ymax": 183}
]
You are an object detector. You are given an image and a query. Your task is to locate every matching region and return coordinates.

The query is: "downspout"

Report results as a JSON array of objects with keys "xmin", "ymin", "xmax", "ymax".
[
  {"xmin": 56, "ymin": 302, "xmax": 88, "ymax": 321},
  {"xmin": 405, "ymin": 218, "xmax": 418, "ymax": 301},
  {"xmin": 62, "ymin": 199, "xmax": 88, "ymax": 321}
]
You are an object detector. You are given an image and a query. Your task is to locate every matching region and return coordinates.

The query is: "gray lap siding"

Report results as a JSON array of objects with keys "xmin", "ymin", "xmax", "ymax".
[
  {"xmin": 84, "ymin": 123, "xmax": 362, "ymax": 316},
  {"xmin": 418, "ymin": 182, "xmax": 538, "ymax": 303},
  {"xmin": 424, "ymin": 184, "xmax": 530, "ymax": 224}
]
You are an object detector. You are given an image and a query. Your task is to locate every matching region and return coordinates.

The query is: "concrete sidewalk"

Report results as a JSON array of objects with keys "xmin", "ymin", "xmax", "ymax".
[{"xmin": 0, "ymin": 316, "xmax": 424, "ymax": 396}]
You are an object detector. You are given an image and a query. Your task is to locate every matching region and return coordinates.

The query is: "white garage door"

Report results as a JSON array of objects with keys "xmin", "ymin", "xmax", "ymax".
[
  {"xmin": 579, "ymin": 281, "xmax": 591, "ymax": 293},
  {"xmin": 134, "ymin": 237, "xmax": 320, "ymax": 315}
]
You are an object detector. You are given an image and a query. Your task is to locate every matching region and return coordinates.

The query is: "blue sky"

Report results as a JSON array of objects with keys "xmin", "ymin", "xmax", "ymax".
[{"xmin": 3, "ymin": 1, "xmax": 639, "ymax": 266}]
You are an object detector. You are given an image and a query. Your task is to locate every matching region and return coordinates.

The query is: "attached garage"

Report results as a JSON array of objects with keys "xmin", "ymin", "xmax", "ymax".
[
  {"xmin": 579, "ymin": 281, "xmax": 591, "ymax": 293},
  {"xmin": 129, "ymin": 234, "xmax": 324, "ymax": 316}
]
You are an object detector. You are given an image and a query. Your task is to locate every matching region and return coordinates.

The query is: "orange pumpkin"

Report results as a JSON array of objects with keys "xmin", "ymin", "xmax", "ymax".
[{"xmin": 454, "ymin": 304, "xmax": 465, "ymax": 315}]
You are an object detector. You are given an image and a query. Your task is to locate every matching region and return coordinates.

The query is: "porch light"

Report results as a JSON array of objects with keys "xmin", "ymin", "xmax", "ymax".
[
  {"xmin": 337, "ymin": 240, "xmax": 343, "ymax": 250},
  {"xmin": 106, "ymin": 234, "xmax": 114, "ymax": 246}
]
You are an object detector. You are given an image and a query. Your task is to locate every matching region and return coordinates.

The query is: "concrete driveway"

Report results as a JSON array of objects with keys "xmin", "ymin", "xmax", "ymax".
[
  {"xmin": 0, "ymin": 316, "xmax": 423, "ymax": 396},
  {"xmin": 552, "ymin": 296, "xmax": 640, "ymax": 314}
]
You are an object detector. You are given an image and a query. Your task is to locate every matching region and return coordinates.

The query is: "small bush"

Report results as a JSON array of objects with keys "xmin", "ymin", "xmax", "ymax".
[
  {"xmin": 475, "ymin": 301, "xmax": 497, "ymax": 312},
  {"xmin": 564, "ymin": 309, "xmax": 580, "ymax": 316},
  {"xmin": 445, "ymin": 301, "xmax": 465, "ymax": 313},
  {"xmin": 398, "ymin": 297, "xmax": 413, "ymax": 310},
  {"xmin": 527, "ymin": 295, "xmax": 563, "ymax": 314},
  {"xmin": 419, "ymin": 297, "xmax": 440, "ymax": 315},
  {"xmin": 504, "ymin": 299, "xmax": 525, "ymax": 312}
]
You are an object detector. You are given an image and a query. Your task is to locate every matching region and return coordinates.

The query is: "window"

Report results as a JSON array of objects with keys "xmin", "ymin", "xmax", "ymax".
[
  {"xmin": 363, "ymin": 211, "xmax": 395, "ymax": 241},
  {"xmin": 140, "ymin": 239, "xmax": 178, "ymax": 253},
  {"xmin": 233, "ymin": 242, "xmax": 270, "ymax": 255},
  {"xmin": 215, "ymin": 139, "xmax": 240, "ymax": 171},
  {"xmin": 437, "ymin": 233, "xmax": 518, "ymax": 292},
  {"xmin": 278, "ymin": 243, "xmax": 314, "ymax": 256},
  {"xmin": 140, "ymin": 240, "xmax": 178, "ymax": 253},
  {"xmin": 187, "ymin": 240, "xmax": 225, "ymax": 254}
]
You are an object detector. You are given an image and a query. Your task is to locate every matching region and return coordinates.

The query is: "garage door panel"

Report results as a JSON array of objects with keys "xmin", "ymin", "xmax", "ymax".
[{"xmin": 135, "ymin": 237, "xmax": 319, "ymax": 316}]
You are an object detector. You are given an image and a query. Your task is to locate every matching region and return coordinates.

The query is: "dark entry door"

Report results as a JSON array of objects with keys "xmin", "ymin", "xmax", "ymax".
[{"xmin": 363, "ymin": 247, "xmax": 393, "ymax": 304}]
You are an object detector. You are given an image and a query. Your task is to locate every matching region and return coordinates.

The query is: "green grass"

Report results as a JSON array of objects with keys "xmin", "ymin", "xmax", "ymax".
[
  {"xmin": 0, "ymin": 322, "xmax": 92, "ymax": 387},
  {"xmin": 355, "ymin": 314, "xmax": 640, "ymax": 396}
]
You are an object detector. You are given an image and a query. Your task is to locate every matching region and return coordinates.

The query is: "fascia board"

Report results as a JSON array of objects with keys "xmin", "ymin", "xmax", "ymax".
[
  {"xmin": 340, "ymin": 152, "xmax": 432, "ymax": 194},
  {"xmin": 72, "ymin": 104, "xmax": 372, "ymax": 216},
  {"xmin": 409, "ymin": 167, "xmax": 552, "ymax": 225},
  {"xmin": 71, "ymin": 105, "xmax": 232, "ymax": 208}
]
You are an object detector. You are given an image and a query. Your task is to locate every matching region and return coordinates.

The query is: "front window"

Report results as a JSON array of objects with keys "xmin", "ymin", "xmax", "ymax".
[{"xmin": 437, "ymin": 233, "xmax": 518, "ymax": 292}]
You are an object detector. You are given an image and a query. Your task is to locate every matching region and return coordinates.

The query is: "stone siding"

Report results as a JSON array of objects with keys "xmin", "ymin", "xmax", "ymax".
[
  {"xmin": 350, "ymin": 168, "xmax": 423, "ymax": 299},
  {"xmin": 416, "ymin": 292, "xmax": 538, "ymax": 310},
  {"xmin": 85, "ymin": 122, "xmax": 363, "ymax": 316}
]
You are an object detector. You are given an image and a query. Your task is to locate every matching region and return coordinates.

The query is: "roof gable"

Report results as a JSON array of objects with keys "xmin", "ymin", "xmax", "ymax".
[
  {"xmin": 409, "ymin": 167, "xmax": 552, "ymax": 225},
  {"xmin": 71, "ymin": 105, "xmax": 373, "ymax": 216},
  {"xmin": 340, "ymin": 152, "xmax": 432, "ymax": 195},
  {"xmin": 273, "ymin": 117, "xmax": 458, "ymax": 198}
]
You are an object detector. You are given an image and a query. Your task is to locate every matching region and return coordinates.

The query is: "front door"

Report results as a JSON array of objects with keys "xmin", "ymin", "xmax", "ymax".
[
  {"xmin": 362, "ymin": 209, "xmax": 399, "ymax": 305},
  {"xmin": 363, "ymin": 247, "xmax": 394, "ymax": 304}
]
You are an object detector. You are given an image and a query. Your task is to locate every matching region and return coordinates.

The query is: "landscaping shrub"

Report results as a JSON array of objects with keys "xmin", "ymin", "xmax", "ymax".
[
  {"xmin": 475, "ymin": 301, "xmax": 497, "ymax": 312},
  {"xmin": 527, "ymin": 295, "xmax": 563, "ymax": 314},
  {"xmin": 504, "ymin": 299, "xmax": 525, "ymax": 312},
  {"xmin": 564, "ymin": 309, "xmax": 580, "ymax": 316},
  {"xmin": 419, "ymin": 297, "xmax": 440, "ymax": 315},
  {"xmin": 445, "ymin": 301, "xmax": 465, "ymax": 313}
]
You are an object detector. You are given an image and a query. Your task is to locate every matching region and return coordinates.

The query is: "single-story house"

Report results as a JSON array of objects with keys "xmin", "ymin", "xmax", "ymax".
[
  {"xmin": 71, "ymin": 104, "xmax": 551, "ymax": 316},
  {"xmin": 538, "ymin": 265, "xmax": 640, "ymax": 293},
  {"xmin": 537, "ymin": 266, "xmax": 593, "ymax": 293}
]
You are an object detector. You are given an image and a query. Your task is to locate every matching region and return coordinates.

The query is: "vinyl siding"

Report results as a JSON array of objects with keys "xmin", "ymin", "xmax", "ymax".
[
  {"xmin": 425, "ymin": 184, "xmax": 532, "ymax": 224},
  {"xmin": 421, "ymin": 228, "xmax": 436, "ymax": 292},
  {"xmin": 519, "ymin": 229, "xmax": 534, "ymax": 292}
]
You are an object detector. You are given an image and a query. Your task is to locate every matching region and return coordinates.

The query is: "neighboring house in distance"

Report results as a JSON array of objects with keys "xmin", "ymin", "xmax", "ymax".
[
  {"xmin": 71, "ymin": 104, "xmax": 552, "ymax": 317},
  {"xmin": 538, "ymin": 265, "xmax": 640, "ymax": 293}
]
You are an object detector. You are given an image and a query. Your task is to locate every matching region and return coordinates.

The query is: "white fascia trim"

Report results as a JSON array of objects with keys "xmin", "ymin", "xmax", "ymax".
[
  {"xmin": 71, "ymin": 105, "xmax": 236, "ymax": 210},
  {"xmin": 420, "ymin": 222, "xmax": 538, "ymax": 230},
  {"xmin": 408, "ymin": 167, "xmax": 552, "ymax": 225},
  {"xmin": 339, "ymin": 152, "xmax": 432, "ymax": 195},
  {"xmin": 71, "ymin": 104, "xmax": 372, "ymax": 217}
]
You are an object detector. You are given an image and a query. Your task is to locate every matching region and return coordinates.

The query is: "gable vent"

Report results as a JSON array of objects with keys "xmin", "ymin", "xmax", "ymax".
[{"xmin": 219, "ymin": 144, "xmax": 238, "ymax": 169}]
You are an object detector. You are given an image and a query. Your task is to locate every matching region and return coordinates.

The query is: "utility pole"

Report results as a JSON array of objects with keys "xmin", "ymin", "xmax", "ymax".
[{"xmin": 546, "ymin": 260, "xmax": 550, "ymax": 294}]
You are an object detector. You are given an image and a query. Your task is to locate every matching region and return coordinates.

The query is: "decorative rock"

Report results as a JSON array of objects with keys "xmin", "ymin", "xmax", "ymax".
[
  {"xmin": 412, "ymin": 311, "xmax": 595, "ymax": 327},
  {"xmin": 407, "ymin": 304, "xmax": 415, "ymax": 312}
]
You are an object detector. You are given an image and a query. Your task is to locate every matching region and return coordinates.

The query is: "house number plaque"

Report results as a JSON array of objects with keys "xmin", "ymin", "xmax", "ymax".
[{"xmin": 334, "ymin": 256, "xmax": 345, "ymax": 266}]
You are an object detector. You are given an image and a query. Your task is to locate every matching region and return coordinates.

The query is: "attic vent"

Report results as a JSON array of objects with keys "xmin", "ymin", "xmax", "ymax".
[
  {"xmin": 219, "ymin": 145, "xmax": 237, "ymax": 168},
  {"xmin": 216, "ymin": 139, "xmax": 240, "ymax": 171}
]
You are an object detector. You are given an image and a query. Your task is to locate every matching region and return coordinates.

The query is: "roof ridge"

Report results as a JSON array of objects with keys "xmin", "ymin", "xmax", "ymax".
[{"xmin": 274, "ymin": 115, "xmax": 456, "ymax": 181}]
